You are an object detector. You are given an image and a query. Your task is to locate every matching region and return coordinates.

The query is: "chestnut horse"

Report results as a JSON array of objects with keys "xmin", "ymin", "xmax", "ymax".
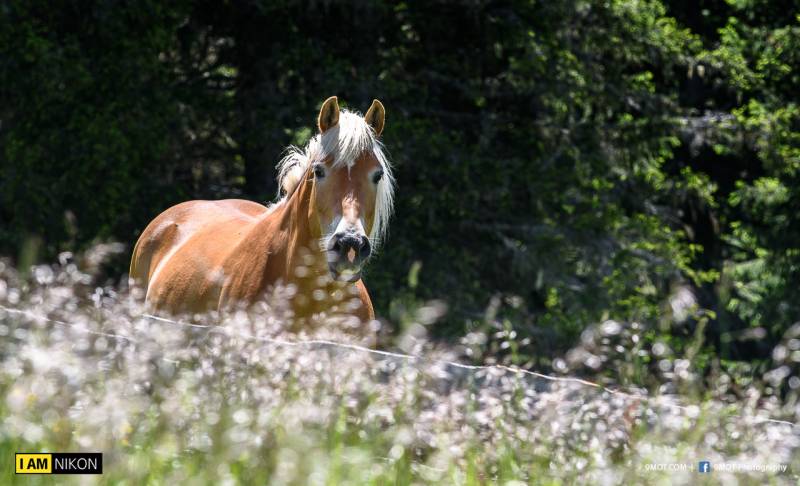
[{"xmin": 129, "ymin": 96, "xmax": 394, "ymax": 325}]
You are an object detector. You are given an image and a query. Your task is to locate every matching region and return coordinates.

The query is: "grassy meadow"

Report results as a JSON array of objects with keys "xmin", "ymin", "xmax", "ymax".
[{"xmin": 1, "ymin": 252, "xmax": 798, "ymax": 485}]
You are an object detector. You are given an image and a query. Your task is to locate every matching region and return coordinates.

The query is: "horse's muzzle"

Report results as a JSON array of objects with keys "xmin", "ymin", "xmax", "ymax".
[{"xmin": 327, "ymin": 232, "xmax": 371, "ymax": 281}]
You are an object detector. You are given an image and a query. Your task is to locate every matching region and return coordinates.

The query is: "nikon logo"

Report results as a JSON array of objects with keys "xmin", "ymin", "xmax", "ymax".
[{"xmin": 16, "ymin": 453, "xmax": 102, "ymax": 474}]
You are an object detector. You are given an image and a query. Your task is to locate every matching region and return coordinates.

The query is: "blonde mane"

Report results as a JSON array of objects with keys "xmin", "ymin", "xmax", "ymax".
[{"xmin": 275, "ymin": 109, "xmax": 395, "ymax": 247}]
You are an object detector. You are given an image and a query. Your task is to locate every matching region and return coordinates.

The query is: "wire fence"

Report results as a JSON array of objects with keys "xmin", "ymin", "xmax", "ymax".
[{"xmin": 1, "ymin": 303, "xmax": 797, "ymax": 429}]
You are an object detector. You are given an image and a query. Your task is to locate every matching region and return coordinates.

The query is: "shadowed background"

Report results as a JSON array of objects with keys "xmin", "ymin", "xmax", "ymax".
[{"xmin": 1, "ymin": 0, "xmax": 799, "ymax": 369}]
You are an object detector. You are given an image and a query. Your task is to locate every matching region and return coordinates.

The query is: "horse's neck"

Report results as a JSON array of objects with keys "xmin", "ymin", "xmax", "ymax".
[{"xmin": 251, "ymin": 173, "xmax": 325, "ymax": 277}]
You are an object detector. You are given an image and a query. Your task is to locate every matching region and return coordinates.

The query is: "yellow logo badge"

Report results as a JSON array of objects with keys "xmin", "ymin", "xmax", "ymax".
[{"xmin": 16, "ymin": 453, "xmax": 52, "ymax": 474}]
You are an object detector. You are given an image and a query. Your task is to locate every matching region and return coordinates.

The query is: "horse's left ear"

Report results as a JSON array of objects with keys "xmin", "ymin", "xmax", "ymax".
[{"xmin": 364, "ymin": 99, "xmax": 385, "ymax": 136}]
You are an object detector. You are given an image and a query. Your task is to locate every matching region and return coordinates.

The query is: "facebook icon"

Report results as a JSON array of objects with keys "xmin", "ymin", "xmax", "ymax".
[{"xmin": 698, "ymin": 461, "xmax": 711, "ymax": 473}]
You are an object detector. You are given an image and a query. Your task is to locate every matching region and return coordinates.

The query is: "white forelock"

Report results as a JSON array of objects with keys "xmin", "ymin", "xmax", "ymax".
[{"xmin": 275, "ymin": 109, "xmax": 395, "ymax": 247}]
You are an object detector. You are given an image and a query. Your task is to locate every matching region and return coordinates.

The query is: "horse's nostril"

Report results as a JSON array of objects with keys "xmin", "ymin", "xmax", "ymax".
[{"xmin": 360, "ymin": 238, "xmax": 371, "ymax": 258}]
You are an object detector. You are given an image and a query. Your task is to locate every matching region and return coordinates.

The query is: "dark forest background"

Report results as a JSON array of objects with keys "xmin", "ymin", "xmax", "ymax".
[{"xmin": 1, "ymin": 0, "xmax": 799, "ymax": 372}]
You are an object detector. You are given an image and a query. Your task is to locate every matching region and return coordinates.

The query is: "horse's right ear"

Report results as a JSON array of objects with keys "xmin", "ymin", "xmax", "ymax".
[{"xmin": 318, "ymin": 96, "xmax": 340, "ymax": 133}]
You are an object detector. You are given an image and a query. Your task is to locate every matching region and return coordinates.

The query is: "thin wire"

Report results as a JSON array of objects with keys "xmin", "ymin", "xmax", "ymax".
[
  {"xmin": 1, "ymin": 304, "xmax": 797, "ymax": 429},
  {"xmin": 150, "ymin": 316, "xmax": 798, "ymax": 429},
  {"xmin": 1, "ymin": 305, "xmax": 138, "ymax": 342}
]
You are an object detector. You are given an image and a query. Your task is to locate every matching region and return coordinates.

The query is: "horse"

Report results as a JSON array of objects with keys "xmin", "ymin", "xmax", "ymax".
[{"xmin": 129, "ymin": 96, "xmax": 395, "ymax": 327}]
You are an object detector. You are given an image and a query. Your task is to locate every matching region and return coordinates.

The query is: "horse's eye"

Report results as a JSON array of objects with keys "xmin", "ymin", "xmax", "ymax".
[
  {"xmin": 372, "ymin": 170, "xmax": 384, "ymax": 184},
  {"xmin": 313, "ymin": 165, "xmax": 326, "ymax": 179}
]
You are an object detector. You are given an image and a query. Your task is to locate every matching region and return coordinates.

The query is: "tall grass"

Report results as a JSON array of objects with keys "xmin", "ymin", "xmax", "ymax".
[{"xmin": 0, "ymin": 250, "xmax": 798, "ymax": 485}]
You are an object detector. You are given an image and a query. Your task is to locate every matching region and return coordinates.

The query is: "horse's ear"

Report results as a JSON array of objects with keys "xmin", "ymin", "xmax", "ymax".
[
  {"xmin": 318, "ymin": 96, "xmax": 340, "ymax": 133},
  {"xmin": 364, "ymin": 99, "xmax": 385, "ymax": 136}
]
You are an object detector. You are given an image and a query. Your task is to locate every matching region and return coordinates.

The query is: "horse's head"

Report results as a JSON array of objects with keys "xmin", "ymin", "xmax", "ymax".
[{"xmin": 278, "ymin": 96, "xmax": 395, "ymax": 282}]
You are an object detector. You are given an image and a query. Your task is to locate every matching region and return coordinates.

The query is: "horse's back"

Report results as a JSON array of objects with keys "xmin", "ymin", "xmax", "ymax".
[{"xmin": 130, "ymin": 199, "xmax": 268, "ymax": 312}]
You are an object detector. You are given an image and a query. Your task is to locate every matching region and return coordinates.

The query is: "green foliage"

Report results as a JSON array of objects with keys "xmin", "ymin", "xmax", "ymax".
[{"xmin": 1, "ymin": 0, "xmax": 799, "ymax": 364}]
